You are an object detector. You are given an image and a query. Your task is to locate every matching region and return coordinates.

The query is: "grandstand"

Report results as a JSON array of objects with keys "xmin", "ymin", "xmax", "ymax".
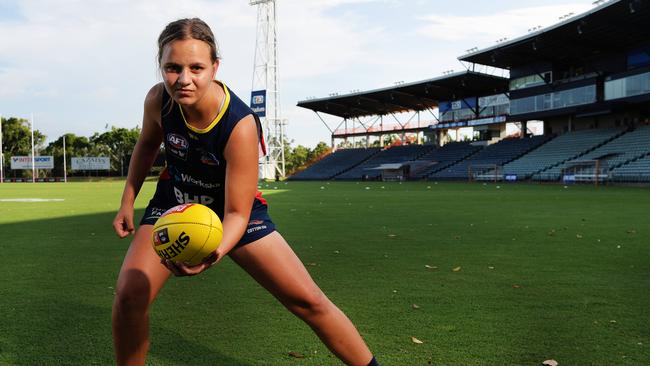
[
  {"xmin": 332, "ymin": 144, "xmax": 433, "ymax": 180},
  {"xmin": 612, "ymin": 152, "xmax": 650, "ymax": 182},
  {"xmin": 295, "ymin": 0, "xmax": 650, "ymax": 184},
  {"xmin": 502, "ymin": 128, "xmax": 623, "ymax": 180},
  {"xmin": 409, "ymin": 142, "xmax": 481, "ymax": 180},
  {"xmin": 552, "ymin": 125, "xmax": 650, "ymax": 181},
  {"xmin": 429, "ymin": 135, "xmax": 550, "ymax": 180},
  {"xmin": 288, "ymin": 147, "xmax": 380, "ymax": 181}
]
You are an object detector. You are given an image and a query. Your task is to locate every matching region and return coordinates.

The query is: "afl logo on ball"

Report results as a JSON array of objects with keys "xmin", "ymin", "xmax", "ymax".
[{"xmin": 153, "ymin": 228, "xmax": 170, "ymax": 247}]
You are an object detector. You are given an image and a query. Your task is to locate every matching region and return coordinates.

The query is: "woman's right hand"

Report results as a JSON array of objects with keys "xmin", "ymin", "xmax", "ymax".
[{"xmin": 113, "ymin": 205, "xmax": 135, "ymax": 238}]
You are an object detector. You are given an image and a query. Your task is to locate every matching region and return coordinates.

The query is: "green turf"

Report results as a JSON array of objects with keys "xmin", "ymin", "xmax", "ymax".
[{"xmin": 0, "ymin": 181, "xmax": 648, "ymax": 365}]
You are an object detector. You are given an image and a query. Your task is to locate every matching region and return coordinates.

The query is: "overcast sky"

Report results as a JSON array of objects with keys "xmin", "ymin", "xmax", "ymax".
[{"xmin": 0, "ymin": 0, "xmax": 596, "ymax": 148}]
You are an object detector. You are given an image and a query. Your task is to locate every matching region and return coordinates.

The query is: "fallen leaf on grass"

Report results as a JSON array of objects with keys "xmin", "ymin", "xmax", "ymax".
[
  {"xmin": 542, "ymin": 360, "xmax": 558, "ymax": 366},
  {"xmin": 288, "ymin": 351, "xmax": 305, "ymax": 358},
  {"xmin": 411, "ymin": 337, "xmax": 424, "ymax": 344},
  {"xmin": 411, "ymin": 304, "xmax": 420, "ymax": 309},
  {"xmin": 512, "ymin": 284, "xmax": 522, "ymax": 289},
  {"xmin": 452, "ymin": 266, "xmax": 461, "ymax": 272}
]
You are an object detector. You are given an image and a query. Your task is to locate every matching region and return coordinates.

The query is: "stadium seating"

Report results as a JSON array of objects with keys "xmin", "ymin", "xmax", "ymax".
[
  {"xmin": 609, "ymin": 127, "xmax": 650, "ymax": 181},
  {"xmin": 503, "ymin": 128, "xmax": 623, "ymax": 180},
  {"xmin": 409, "ymin": 142, "xmax": 482, "ymax": 180},
  {"xmin": 549, "ymin": 126, "xmax": 650, "ymax": 181},
  {"xmin": 289, "ymin": 127, "xmax": 650, "ymax": 182},
  {"xmin": 333, "ymin": 144, "xmax": 434, "ymax": 180},
  {"xmin": 289, "ymin": 147, "xmax": 380, "ymax": 180},
  {"xmin": 428, "ymin": 135, "xmax": 551, "ymax": 180},
  {"xmin": 611, "ymin": 153, "xmax": 650, "ymax": 181}
]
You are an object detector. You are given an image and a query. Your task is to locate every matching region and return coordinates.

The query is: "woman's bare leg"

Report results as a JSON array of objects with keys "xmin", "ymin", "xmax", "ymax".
[
  {"xmin": 229, "ymin": 231, "xmax": 373, "ymax": 366},
  {"xmin": 112, "ymin": 225, "xmax": 171, "ymax": 366}
]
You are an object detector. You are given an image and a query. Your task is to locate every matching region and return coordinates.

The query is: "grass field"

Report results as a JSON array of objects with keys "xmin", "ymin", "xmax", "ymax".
[{"xmin": 0, "ymin": 181, "xmax": 648, "ymax": 365}]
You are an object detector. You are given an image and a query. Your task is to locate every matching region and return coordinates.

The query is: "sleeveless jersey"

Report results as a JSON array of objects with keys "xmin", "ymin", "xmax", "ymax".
[{"xmin": 157, "ymin": 81, "xmax": 267, "ymax": 219}]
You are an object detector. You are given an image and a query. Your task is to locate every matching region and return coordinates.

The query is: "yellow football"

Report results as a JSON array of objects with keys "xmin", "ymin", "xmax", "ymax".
[{"xmin": 151, "ymin": 203, "xmax": 223, "ymax": 266}]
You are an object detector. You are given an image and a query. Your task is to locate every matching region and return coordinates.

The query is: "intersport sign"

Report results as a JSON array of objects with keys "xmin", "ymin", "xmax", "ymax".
[{"xmin": 11, "ymin": 156, "xmax": 54, "ymax": 170}]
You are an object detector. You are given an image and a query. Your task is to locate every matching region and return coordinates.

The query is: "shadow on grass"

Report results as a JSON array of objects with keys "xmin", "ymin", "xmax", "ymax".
[{"xmin": 0, "ymin": 210, "xmax": 253, "ymax": 365}]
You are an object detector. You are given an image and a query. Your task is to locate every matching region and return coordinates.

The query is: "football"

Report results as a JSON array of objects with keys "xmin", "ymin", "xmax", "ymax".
[{"xmin": 151, "ymin": 203, "xmax": 223, "ymax": 266}]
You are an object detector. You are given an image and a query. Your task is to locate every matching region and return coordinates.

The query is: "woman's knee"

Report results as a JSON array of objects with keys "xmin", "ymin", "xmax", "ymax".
[
  {"xmin": 285, "ymin": 289, "xmax": 333, "ymax": 320},
  {"xmin": 113, "ymin": 269, "xmax": 152, "ymax": 316}
]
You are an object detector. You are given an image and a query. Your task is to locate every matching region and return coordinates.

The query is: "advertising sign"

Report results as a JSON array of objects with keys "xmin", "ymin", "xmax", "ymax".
[
  {"xmin": 250, "ymin": 90, "xmax": 266, "ymax": 117},
  {"xmin": 11, "ymin": 156, "xmax": 54, "ymax": 170},
  {"xmin": 71, "ymin": 157, "xmax": 110, "ymax": 170}
]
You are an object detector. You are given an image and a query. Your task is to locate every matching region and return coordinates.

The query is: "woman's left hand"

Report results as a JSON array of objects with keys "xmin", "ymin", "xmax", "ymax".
[{"xmin": 162, "ymin": 250, "xmax": 222, "ymax": 277}]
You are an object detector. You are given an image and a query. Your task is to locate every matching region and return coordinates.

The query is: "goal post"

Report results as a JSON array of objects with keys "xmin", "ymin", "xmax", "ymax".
[
  {"xmin": 468, "ymin": 163, "xmax": 502, "ymax": 183},
  {"xmin": 561, "ymin": 159, "xmax": 609, "ymax": 186}
]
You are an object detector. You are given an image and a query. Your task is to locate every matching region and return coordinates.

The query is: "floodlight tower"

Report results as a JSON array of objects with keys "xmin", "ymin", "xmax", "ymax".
[{"xmin": 250, "ymin": 0, "xmax": 286, "ymax": 180}]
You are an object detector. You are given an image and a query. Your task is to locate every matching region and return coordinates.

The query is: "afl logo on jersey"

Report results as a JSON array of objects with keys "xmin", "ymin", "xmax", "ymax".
[
  {"xmin": 167, "ymin": 133, "xmax": 189, "ymax": 160},
  {"xmin": 168, "ymin": 134, "xmax": 188, "ymax": 149}
]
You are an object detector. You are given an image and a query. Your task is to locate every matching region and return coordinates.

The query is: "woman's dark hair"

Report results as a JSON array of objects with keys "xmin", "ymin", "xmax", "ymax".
[{"xmin": 157, "ymin": 18, "xmax": 220, "ymax": 66}]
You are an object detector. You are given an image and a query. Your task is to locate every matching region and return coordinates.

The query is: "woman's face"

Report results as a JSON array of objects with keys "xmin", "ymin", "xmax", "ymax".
[{"xmin": 160, "ymin": 38, "xmax": 218, "ymax": 106}]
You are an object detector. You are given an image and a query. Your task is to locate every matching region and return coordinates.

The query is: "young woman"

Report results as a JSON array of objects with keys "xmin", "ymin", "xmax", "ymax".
[{"xmin": 111, "ymin": 18, "xmax": 379, "ymax": 366}]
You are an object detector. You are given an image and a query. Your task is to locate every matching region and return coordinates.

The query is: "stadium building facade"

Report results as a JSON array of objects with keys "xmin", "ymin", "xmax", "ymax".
[{"xmin": 295, "ymin": 0, "xmax": 650, "ymax": 183}]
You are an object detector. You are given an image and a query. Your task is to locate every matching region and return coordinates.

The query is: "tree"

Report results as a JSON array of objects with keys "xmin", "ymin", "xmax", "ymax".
[
  {"xmin": 0, "ymin": 117, "xmax": 47, "ymax": 178},
  {"xmin": 283, "ymin": 141, "xmax": 332, "ymax": 176},
  {"xmin": 43, "ymin": 133, "xmax": 93, "ymax": 176},
  {"xmin": 309, "ymin": 142, "xmax": 330, "ymax": 161},
  {"xmin": 90, "ymin": 126, "xmax": 140, "ymax": 176},
  {"xmin": 286, "ymin": 144, "xmax": 310, "ymax": 174}
]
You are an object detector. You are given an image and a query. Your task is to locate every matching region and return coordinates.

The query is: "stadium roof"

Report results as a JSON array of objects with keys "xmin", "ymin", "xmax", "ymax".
[
  {"xmin": 296, "ymin": 71, "xmax": 508, "ymax": 119},
  {"xmin": 458, "ymin": 0, "xmax": 650, "ymax": 69}
]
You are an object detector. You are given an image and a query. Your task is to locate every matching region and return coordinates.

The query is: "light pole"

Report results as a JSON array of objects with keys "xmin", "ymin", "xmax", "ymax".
[{"xmin": 250, "ymin": 0, "xmax": 286, "ymax": 179}]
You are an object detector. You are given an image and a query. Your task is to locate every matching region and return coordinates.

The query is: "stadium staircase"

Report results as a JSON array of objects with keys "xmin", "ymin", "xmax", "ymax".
[
  {"xmin": 289, "ymin": 147, "xmax": 380, "ymax": 180},
  {"xmin": 502, "ymin": 128, "xmax": 623, "ymax": 180},
  {"xmin": 611, "ymin": 152, "xmax": 650, "ymax": 182},
  {"xmin": 428, "ymin": 135, "xmax": 551, "ymax": 180},
  {"xmin": 609, "ymin": 127, "xmax": 650, "ymax": 181},
  {"xmin": 532, "ymin": 128, "xmax": 626, "ymax": 180},
  {"xmin": 409, "ymin": 142, "xmax": 482, "ymax": 180},
  {"xmin": 333, "ymin": 145, "xmax": 434, "ymax": 180},
  {"xmin": 547, "ymin": 126, "xmax": 650, "ymax": 181}
]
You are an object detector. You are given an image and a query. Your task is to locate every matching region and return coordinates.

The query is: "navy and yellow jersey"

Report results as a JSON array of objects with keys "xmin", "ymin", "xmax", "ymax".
[{"xmin": 140, "ymin": 81, "xmax": 275, "ymax": 245}]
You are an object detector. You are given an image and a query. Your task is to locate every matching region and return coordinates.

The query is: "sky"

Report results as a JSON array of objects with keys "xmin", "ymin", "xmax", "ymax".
[{"xmin": 0, "ymin": 0, "xmax": 597, "ymax": 148}]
